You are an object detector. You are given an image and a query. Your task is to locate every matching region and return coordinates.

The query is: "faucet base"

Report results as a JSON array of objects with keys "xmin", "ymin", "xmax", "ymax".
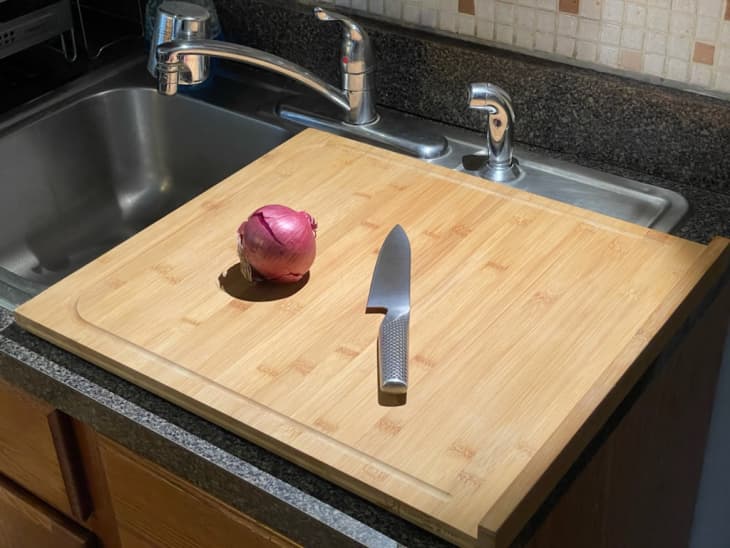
[
  {"xmin": 278, "ymin": 98, "xmax": 449, "ymax": 160},
  {"xmin": 462, "ymin": 154, "xmax": 525, "ymax": 183}
]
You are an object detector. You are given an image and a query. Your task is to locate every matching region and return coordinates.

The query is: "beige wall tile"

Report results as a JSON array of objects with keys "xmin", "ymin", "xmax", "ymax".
[
  {"xmin": 403, "ymin": 4, "xmax": 420, "ymax": 23},
  {"xmin": 305, "ymin": 0, "xmax": 730, "ymax": 95},
  {"xmin": 696, "ymin": 0, "xmax": 722, "ymax": 15},
  {"xmin": 599, "ymin": 44, "xmax": 620, "ymax": 64},
  {"xmin": 578, "ymin": 18, "xmax": 600, "ymax": 39},
  {"xmin": 535, "ymin": 31, "xmax": 556, "ymax": 49},
  {"xmin": 625, "ymin": 3, "xmax": 647, "ymax": 25},
  {"xmin": 646, "ymin": 7, "xmax": 670, "ymax": 31},
  {"xmin": 477, "ymin": 18, "xmax": 495, "ymax": 37},
  {"xmin": 458, "ymin": 13, "xmax": 476, "ymax": 33},
  {"xmin": 714, "ymin": 72, "xmax": 730, "ymax": 90},
  {"xmin": 556, "ymin": 35, "xmax": 576, "ymax": 54},
  {"xmin": 496, "ymin": 22, "xmax": 514, "ymax": 41},
  {"xmin": 602, "ymin": 0, "xmax": 625, "ymax": 22},
  {"xmin": 718, "ymin": 46, "xmax": 730, "ymax": 67},
  {"xmin": 667, "ymin": 57, "xmax": 689, "ymax": 78},
  {"xmin": 621, "ymin": 26, "xmax": 645, "ymax": 49},
  {"xmin": 666, "ymin": 34, "xmax": 692, "ymax": 58},
  {"xmin": 558, "ymin": 13, "xmax": 579, "ymax": 33},
  {"xmin": 695, "ymin": 16, "xmax": 719, "ymax": 41},
  {"xmin": 476, "ymin": 0, "xmax": 496, "ymax": 18},
  {"xmin": 439, "ymin": 10, "xmax": 457, "ymax": 31},
  {"xmin": 691, "ymin": 63, "xmax": 713, "ymax": 84},
  {"xmin": 576, "ymin": 40, "xmax": 598, "ymax": 59},
  {"xmin": 644, "ymin": 52, "xmax": 666, "ymax": 73},
  {"xmin": 672, "ymin": 0, "xmax": 697, "ymax": 12},
  {"xmin": 536, "ymin": 10, "xmax": 557, "ymax": 31},
  {"xmin": 644, "ymin": 30, "xmax": 668, "ymax": 53},
  {"xmin": 601, "ymin": 23, "xmax": 622, "ymax": 43},
  {"xmin": 516, "ymin": 27, "xmax": 536, "ymax": 46},
  {"xmin": 580, "ymin": 0, "xmax": 603, "ymax": 18}
]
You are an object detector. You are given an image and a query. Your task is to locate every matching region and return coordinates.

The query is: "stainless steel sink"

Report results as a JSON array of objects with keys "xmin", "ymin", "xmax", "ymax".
[
  {"xmin": 0, "ymin": 56, "xmax": 689, "ymax": 309},
  {"xmin": 430, "ymin": 128, "xmax": 687, "ymax": 232},
  {"xmin": 0, "ymin": 60, "xmax": 289, "ymax": 308}
]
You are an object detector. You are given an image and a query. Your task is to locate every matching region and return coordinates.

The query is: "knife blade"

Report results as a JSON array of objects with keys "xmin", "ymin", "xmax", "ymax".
[{"xmin": 366, "ymin": 225, "xmax": 411, "ymax": 395}]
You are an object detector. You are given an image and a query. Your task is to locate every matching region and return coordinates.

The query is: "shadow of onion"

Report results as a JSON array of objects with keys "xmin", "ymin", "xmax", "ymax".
[{"xmin": 218, "ymin": 263, "xmax": 309, "ymax": 302}]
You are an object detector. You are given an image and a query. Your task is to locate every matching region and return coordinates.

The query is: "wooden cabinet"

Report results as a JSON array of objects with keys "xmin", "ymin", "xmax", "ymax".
[
  {"xmin": 96, "ymin": 437, "xmax": 297, "ymax": 548},
  {"xmin": 0, "ymin": 376, "xmax": 296, "ymax": 548},
  {"xmin": 0, "ymin": 378, "xmax": 88, "ymax": 522},
  {"xmin": 0, "ymin": 474, "xmax": 95, "ymax": 548}
]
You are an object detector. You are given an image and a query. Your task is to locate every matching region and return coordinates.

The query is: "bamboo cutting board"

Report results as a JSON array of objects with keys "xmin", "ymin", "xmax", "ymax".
[{"xmin": 16, "ymin": 129, "xmax": 729, "ymax": 547}]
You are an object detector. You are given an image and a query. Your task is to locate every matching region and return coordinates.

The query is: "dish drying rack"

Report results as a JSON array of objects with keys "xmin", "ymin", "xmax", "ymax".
[
  {"xmin": 46, "ymin": 0, "xmax": 144, "ymax": 62},
  {"xmin": 73, "ymin": 0, "xmax": 145, "ymax": 60}
]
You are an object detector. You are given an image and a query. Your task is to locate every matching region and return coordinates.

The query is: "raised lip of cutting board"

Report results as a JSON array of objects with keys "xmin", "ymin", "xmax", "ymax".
[{"xmin": 14, "ymin": 129, "xmax": 730, "ymax": 547}]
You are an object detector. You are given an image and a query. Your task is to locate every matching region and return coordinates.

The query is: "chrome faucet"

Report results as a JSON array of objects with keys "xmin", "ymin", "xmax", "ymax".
[
  {"xmin": 152, "ymin": 5, "xmax": 377, "ymax": 125},
  {"xmin": 314, "ymin": 7, "xmax": 377, "ymax": 125},
  {"xmin": 466, "ymin": 83, "xmax": 522, "ymax": 183},
  {"xmin": 149, "ymin": 3, "xmax": 448, "ymax": 159}
]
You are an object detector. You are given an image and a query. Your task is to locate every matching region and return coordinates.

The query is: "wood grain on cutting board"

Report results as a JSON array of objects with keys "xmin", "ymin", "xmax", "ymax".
[{"xmin": 15, "ymin": 129, "xmax": 729, "ymax": 546}]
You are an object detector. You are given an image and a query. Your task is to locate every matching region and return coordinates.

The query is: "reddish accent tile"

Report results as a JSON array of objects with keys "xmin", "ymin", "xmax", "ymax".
[
  {"xmin": 693, "ymin": 42, "xmax": 716, "ymax": 65},
  {"xmin": 459, "ymin": 0, "xmax": 476, "ymax": 14},
  {"xmin": 559, "ymin": 0, "xmax": 580, "ymax": 13},
  {"xmin": 726, "ymin": 0, "xmax": 730, "ymax": 20},
  {"xmin": 619, "ymin": 49, "xmax": 642, "ymax": 71}
]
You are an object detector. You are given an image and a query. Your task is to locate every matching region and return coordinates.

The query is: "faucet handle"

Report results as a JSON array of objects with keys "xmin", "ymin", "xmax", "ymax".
[
  {"xmin": 314, "ymin": 7, "xmax": 375, "ymax": 75},
  {"xmin": 466, "ymin": 83, "xmax": 522, "ymax": 183}
]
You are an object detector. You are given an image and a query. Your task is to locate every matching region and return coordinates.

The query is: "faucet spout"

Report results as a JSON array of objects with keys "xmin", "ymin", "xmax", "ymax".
[{"xmin": 156, "ymin": 39, "xmax": 353, "ymax": 114}]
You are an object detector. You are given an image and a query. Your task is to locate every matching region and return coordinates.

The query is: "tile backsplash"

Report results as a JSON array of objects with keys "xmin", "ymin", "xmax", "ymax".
[{"xmin": 304, "ymin": 0, "xmax": 730, "ymax": 95}]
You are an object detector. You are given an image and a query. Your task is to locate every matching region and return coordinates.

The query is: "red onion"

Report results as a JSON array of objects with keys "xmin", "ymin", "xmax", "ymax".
[{"xmin": 237, "ymin": 204, "xmax": 317, "ymax": 283}]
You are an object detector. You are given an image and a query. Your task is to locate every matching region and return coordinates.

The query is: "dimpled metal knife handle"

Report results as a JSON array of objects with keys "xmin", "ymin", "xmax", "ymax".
[{"xmin": 378, "ymin": 311, "xmax": 409, "ymax": 394}]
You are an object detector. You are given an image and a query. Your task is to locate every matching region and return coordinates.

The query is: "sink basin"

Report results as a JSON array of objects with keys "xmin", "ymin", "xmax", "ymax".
[{"xmin": 0, "ymin": 62, "xmax": 289, "ymax": 308}]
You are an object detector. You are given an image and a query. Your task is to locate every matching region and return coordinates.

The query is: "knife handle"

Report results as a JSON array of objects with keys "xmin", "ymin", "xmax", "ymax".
[{"xmin": 378, "ymin": 311, "xmax": 409, "ymax": 394}]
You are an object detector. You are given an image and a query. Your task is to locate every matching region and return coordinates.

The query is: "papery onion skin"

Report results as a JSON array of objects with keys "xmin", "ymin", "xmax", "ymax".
[{"xmin": 237, "ymin": 204, "xmax": 317, "ymax": 283}]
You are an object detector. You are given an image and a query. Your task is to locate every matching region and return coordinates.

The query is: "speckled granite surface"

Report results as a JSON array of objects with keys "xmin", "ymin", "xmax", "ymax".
[{"xmin": 216, "ymin": 0, "xmax": 730, "ymax": 198}]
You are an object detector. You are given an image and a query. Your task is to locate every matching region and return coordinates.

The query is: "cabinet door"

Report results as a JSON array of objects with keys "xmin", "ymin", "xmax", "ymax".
[
  {"xmin": 0, "ymin": 474, "xmax": 95, "ymax": 548},
  {"xmin": 0, "ymin": 378, "xmax": 82, "ymax": 520},
  {"xmin": 97, "ymin": 437, "xmax": 298, "ymax": 548}
]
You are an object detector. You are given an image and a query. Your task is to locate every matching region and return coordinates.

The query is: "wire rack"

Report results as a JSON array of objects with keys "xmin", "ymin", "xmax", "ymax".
[{"xmin": 74, "ymin": 0, "xmax": 145, "ymax": 60}]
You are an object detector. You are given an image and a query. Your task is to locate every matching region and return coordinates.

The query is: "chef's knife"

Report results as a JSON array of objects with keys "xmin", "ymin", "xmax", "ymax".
[{"xmin": 366, "ymin": 225, "xmax": 411, "ymax": 395}]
